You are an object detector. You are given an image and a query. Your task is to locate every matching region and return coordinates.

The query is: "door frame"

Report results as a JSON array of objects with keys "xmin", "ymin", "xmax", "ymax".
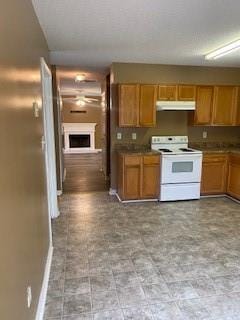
[
  {"xmin": 40, "ymin": 57, "xmax": 59, "ymax": 221},
  {"xmin": 106, "ymin": 73, "xmax": 111, "ymax": 177}
]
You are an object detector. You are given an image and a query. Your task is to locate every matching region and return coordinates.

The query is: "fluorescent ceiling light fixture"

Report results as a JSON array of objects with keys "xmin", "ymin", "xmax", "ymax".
[
  {"xmin": 75, "ymin": 74, "xmax": 85, "ymax": 82},
  {"xmin": 205, "ymin": 39, "xmax": 240, "ymax": 60}
]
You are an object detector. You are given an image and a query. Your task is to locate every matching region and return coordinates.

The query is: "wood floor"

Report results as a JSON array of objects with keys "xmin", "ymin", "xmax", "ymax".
[{"xmin": 63, "ymin": 152, "xmax": 108, "ymax": 193}]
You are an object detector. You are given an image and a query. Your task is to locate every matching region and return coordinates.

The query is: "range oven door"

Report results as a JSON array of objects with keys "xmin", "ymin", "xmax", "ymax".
[{"xmin": 161, "ymin": 154, "xmax": 202, "ymax": 184}]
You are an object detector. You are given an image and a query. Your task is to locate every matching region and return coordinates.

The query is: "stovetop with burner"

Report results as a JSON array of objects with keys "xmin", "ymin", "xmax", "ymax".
[{"xmin": 151, "ymin": 136, "xmax": 202, "ymax": 155}]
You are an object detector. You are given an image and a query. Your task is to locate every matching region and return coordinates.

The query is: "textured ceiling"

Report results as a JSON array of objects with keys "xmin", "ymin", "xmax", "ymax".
[{"xmin": 32, "ymin": 0, "xmax": 240, "ymax": 69}]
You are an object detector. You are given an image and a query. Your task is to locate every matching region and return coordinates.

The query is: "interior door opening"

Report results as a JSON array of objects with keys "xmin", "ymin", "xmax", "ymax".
[{"xmin": 51, "ymin": 66, "xmax": 110, "ymax": 193}]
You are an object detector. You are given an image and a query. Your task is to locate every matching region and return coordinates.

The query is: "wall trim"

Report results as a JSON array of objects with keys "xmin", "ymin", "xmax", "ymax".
[
  {"xmin": 35, "ymin": 245, "xmax": 53, "ymax": 320},
  {"xmin": 226, "ymin": 195, "xmax": 240, "ymax": 204},
  {"xmin": 109, "ymin": 188, "xmax": 117, "ymax": 195},
  {"xmin": 116, "ymin": 193, "xmax": 158, "ymax": 203},
  {"xmin": 201, "ymin": 194, "xmax": 240, "ymax": 204}
]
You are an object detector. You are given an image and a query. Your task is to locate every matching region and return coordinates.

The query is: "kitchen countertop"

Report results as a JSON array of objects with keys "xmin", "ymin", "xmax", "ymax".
[
  {"xmin": 117, "ymin": 149, "xmax": 160, "ymax": 156},
  {"xmin": 198, "ymin": 148, "xmax": 240, "ymax": 155},
  {"xmin": 189, "ymin": 142, "xmax": 240, "ymax": 155},
  {"xmin": 116, "ymin": 143, "xmax": 160, "ymax": 156}
]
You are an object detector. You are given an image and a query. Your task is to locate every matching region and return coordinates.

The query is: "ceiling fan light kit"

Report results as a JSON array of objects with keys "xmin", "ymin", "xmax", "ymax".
[
  {"xmin": 205, "ymin": 39, "xmax": 240, "ymax": 60},
  {"xmin": 75, "ymin": 73, "xmax": 86, "ymax": 82}
]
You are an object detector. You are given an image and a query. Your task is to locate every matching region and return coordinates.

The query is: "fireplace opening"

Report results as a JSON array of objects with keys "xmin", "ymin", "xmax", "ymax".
[{"xmin": 69, "ymin": 134, "xmax": 90, "ymax": 148}]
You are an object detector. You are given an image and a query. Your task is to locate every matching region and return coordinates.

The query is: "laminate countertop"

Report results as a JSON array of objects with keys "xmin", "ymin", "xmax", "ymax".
[
  {"xmin": 199, "ymin": 148, "xmax": 240, "ymax": 155},
  {"xmin": 117, "ymin": 149, "xmax": 160, "ymax": 156}
]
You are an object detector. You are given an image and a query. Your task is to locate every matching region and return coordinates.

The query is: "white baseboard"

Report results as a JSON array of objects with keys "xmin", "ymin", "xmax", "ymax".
[
  {"xmin": 109, "ymin": 188, "xmax": 117, "ymax": 196},
  {"xmin": 35, "ymin": 245, "xmax": 53, "ymax": 320},
  {"xmin": 226, "ymin": 195, "xmax": 240, "ymax": 204},
  {"xmin": 201, "ymin": 194, "xmax": 240, "ymax": 204},
  {"xmin": 200, "ymin": 194, "xmax": 225, "ymax": 198},
  {"xmin": 57, "ymin": 190, "xmax": 62, "ymax": 196},
  {"xmin": 116, "ymin": 193, "xmax": 158, "ymax": 203}
]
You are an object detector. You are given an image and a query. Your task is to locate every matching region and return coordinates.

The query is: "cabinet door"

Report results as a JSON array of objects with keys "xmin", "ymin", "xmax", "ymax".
[
  {"xmin": 178, "ymin": 85, "xmax": 196, "ymax": 101},
  {"xmin": 123, "ymin": 156, "xmax": 141, "ymax": 200},
  {"xmin": 201, "ymin": 154, "xmax": 228, "ymax": 195},
  {"xmin": 212, "ymin": 86, "xmax": 238, "ymax": 125},
  {"xmin": 139, "ymin": 85, "xmax": 157, "ymax": 127},
  {"xmin": 194, "ymin": 86, "xmax": 213, "ymax": 125},
  {"xmin": 227, "ymin": 154, "xmax": 240, "ymax": 200},
  {"xmin": 158, "ymin": 85, "xmax": 177, "ymax": 101},
  {"xmin": 119, "ymin": 84, "xmax": 139, "ymax": 127},
  {"xmin": 141, "ymin": 156, "xmax": 160, "ymax": 199},
  {"xmin": 234, "ymin": 88, "xmax": 240, "ymax": 125}
]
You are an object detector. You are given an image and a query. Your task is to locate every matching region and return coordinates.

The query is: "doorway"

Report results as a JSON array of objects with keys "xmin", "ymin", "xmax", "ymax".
[{"xmin": 54, "ymin": 66, "xmax": 110, "ymax": 193}]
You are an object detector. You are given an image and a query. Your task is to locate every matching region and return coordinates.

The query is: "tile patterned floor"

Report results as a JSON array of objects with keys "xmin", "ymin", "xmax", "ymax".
[{"xmin": 44, "ymin": 192, "xmax": 240, "ymax": 320}]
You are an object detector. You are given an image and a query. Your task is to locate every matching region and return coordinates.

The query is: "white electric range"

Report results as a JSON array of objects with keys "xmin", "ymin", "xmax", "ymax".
[{"xmin": 151, "ymin": 136, "xmax": 203, "ymax": 201}]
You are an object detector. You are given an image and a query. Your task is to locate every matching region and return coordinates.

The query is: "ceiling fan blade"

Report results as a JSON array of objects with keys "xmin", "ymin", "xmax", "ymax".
[{"xmin": 84, "ymin": 98, "xmax": 99, "ymax": 101}]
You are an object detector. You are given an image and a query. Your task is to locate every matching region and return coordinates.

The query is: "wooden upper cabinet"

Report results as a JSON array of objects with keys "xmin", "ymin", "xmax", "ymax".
[
  {"xmin": 139, "ymin": 85, "xmax": 157, "ymax": 127},
  {"xmin": 194, "ymin": 86, "xmax": 214, "ymax": 125},
  {"xmin": 227, "ymin": 154, "xmax": 240, "ymax": 200},
  {"xmin": 235, "ymin": 88, "xmax": 240, "ymax": 125},
  {"xmin": 212, "ymin": 86, "xmax": 238, "ymax": 125},
  {"xmin": 178, "ymin": 85, "xmax": 196, "ymax": 101},
  {"xmin": 118, "ymin": 84, "xmax": 157, "ymax": 127},
  {"xmin": 118, "ymin": 84, "xmax": 139, "ymax": 127},
  {"xmin": 158, "ymin": 85, "xmax": 177, "ymax": 101},
  {"xmin": 201, "ymin": 154, "xmax": 228, "ymax": 195}
]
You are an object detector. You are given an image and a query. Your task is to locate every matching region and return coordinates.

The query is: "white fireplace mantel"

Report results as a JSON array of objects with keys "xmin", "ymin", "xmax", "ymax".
[{"xmin": 63, "ymin": 123, "xmax": 100, "ymax": 153}]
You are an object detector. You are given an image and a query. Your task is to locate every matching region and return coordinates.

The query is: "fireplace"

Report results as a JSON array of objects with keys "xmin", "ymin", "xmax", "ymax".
[
  {"xmin": 63, "ymin": 123, "xmax": 100, "ymax": 153},
  {"xmin": 69, "ymin": 134, "xmax": 90, "ymax": 148}
]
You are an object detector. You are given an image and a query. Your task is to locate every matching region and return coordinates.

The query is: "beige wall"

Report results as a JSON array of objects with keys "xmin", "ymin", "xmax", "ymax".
[
  {"xmin": 62, "ymin": 100, "xmax": 103, "ymax": 149},
  {"xmin": 0, "ymin": 1, "xmax": 50, "ymax": 320},
  {"xmin": 110, "ymin": 62, "xmax": 240, "ymax": 189}
]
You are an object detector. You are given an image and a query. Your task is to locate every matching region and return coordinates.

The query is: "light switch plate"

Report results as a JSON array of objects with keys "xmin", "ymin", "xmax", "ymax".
[
  {"xmin": 203, "ymin": 131, "xmax": 207, "ymax": 139},
  {"xmin": 117, "ymin": 132, "xmax": 122, "ymax": 140},
  {"xmin": 132, "ymin": 133, "xmax": 137, "ymax": 140}
]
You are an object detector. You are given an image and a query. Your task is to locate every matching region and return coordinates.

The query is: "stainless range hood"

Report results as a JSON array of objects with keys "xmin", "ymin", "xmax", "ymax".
[{"xmin": 156, "ymin": 101, "xmax": 196, "ymax": 111}]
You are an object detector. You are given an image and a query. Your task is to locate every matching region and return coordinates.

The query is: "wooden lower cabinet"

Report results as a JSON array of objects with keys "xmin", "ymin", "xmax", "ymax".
[
  {"xmin": 201, "ymin": 154, "xmax": 228, "ymax": 195},
  {"xmin": 142, "ymin": 156, "xmax": 160, "ymax": 199},
  {"xmin": 118, "ymin": 154, "xmax": 160, "ymax": 201},
  {"xmin": 227, "ymin": 154, "xmax": 240, "ymax": 200}
]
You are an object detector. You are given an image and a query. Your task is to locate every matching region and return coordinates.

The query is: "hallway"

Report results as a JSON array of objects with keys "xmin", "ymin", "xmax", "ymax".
[
  {"xmin": 63, "ymin": 153, "xmax": 108, "ymax": 193},
  {"xmin": 45, "ymin": 193, "xmax": 240, "ymax": 320}
]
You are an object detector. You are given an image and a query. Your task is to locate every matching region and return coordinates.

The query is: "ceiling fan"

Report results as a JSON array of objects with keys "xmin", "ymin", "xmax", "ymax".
[
  {"xmin": 62, "ymin": 96, "xmax": 99, "ymax": 106},
  {"xmin": 75, "ymin": 74, "xmax": 97, "ymax": 83}
]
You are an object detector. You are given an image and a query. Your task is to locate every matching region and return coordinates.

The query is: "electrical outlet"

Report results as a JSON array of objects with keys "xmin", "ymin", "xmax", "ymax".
[
  {"xmin": 203, "ymin": 131, "xmax": 208, "ymax": 139},
  {"xmin": 27, "ymin": 286, "xmax": 32, "ymax": 308},
  {"xmin": 132, "ymin": 133, "xmax": 137, "ymax": 140},
  {"xmin": 117, "ymin": 132, "xmax": 122, "ymax": 140}
]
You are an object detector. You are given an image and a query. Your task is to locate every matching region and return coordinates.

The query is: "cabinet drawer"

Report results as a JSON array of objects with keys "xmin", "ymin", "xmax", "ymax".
[
  {"xmin": 143, "ymin": 155, "xmax": 160, "ymax": 165},
  {"xmin": 203, "ymin": 154, "xmax": 228, "ymax": 163},
  {"xmin": 124, "ymin": 156, "xmax": 141, "ymax": 166},
  {"xmin": 229, "ymin": 154, "xmax": 240, "ymax": 165}
]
